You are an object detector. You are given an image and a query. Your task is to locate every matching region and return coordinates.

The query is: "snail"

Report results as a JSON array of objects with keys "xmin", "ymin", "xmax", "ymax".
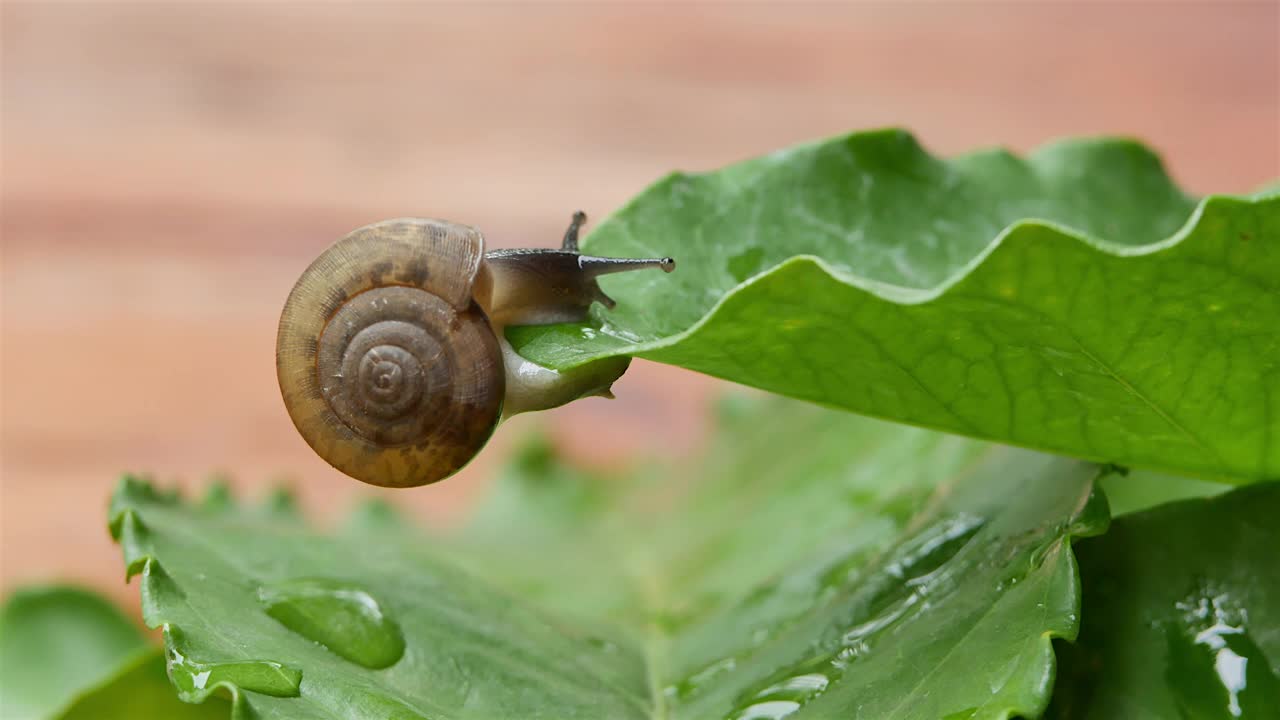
[{"xmin": 277, "ymin": 212, "xmax": 674, "ymax": 488}]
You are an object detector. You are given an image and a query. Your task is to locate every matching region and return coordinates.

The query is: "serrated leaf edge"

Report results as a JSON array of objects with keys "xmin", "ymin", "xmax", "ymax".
[
  {"xmin": 942, "ymin": 472, "xmax": 1113, "ymax": 720},
  {"xmin": 109, "ymin": 476, "xmax": 279, "ymax": 720}
]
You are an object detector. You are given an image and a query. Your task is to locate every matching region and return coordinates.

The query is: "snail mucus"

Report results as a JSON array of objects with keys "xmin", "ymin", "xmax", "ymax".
[{"xmin": 276, "ymin": 212, "xmax": 674, "ymax": 488}]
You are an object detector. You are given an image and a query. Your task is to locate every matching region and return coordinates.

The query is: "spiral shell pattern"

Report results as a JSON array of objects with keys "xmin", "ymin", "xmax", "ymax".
[{"xmin": 277, "ymin": 219, "xmax": 504, "ymax": 487}]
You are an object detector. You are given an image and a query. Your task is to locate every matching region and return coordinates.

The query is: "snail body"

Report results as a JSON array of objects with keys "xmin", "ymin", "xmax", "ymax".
[{"xmin": 277, "ymin": 213, "xmax": 673, "ymax": 488}]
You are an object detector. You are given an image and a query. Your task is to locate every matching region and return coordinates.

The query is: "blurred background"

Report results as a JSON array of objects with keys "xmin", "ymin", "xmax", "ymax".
[{"xmin": 2, "ymin": 2, "xmax": 1277, "ymax": 607}]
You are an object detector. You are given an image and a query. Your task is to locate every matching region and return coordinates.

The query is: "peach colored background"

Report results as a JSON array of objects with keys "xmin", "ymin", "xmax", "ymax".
[{"xmin": 3, "ymin": 2, "xmax": 1277, "ymax": 606}]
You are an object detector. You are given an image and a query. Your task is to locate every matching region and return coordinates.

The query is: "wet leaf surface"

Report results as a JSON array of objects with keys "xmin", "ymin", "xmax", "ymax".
[
  {"xmin": 112, "ymin": 398, "xmax": 1110, "ymax": 719},
  {"xmin": 1049, "ymin": 482, "xmax": 1280, "ymax": 719}
]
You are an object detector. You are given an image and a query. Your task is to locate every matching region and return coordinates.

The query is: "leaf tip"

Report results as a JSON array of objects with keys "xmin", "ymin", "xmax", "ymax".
[
  {"xmin": 201, "ymin": 474, "xmax": 236, "ymax": 512},
  {"xmin": 261, "ymin": 483, "xmax": 300, "ymax": 519},
  {"xmin": 345, "ymin": 496, "xmax": 408, "ymax": 533}
]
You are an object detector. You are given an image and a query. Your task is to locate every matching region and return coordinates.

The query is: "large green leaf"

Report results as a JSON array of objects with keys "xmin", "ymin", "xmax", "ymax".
[
  {"xmin": 1048, "ymin": 482, "xmax": 1280, "ymax": 719},
  {"xmin": 0, "ymin": 585, "xmax": 226, "ymax": 720},
  {"xmin": 111, "ymin": 398, "xmax": 1110, "ymax": 719},
  {"xmin": 509, "ymin": 130, "xmax": 1280, "ymax": 483}
]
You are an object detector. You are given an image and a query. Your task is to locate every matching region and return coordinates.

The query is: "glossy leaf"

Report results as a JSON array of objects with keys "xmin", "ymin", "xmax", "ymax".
[
  {"xmin": 1048, "ymin": 482, "xmax": 1280, "ymax": 719},
  {"xmin": 111, "ymin": 398, "xmax": 1111, "ymax": 719},
  {"xmin": 509, "ymin": 130, "xmax": 1280, "ymax": 483}
]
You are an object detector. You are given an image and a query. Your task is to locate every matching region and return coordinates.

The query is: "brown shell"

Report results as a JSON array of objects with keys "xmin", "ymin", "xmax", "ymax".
[{"xmin": 276, "ymin": 218, "xmax": 504, "ymax": 488}]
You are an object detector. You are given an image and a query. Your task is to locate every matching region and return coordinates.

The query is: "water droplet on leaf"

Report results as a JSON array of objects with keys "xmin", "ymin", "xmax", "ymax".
[
  {"xmin": 165, "ymin": 626, "xmax": 301, "ymax": 698},
  {"xmin": 1164, "ymin": 586, "xmax": 1280, "ymax": 717},
  {"xmin": 259, "ymin": 578, "xmax": 405, "ymax": 669},
  {"xmin": 731, "ymin": 700, "xmax": 801, "ymax": 720}
]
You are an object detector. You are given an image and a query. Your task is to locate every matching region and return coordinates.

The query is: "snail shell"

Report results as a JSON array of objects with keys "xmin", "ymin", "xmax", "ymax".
[
  {"xmin": 277, "ymin": 214, "xmax": 673, "ymax": 488},
  {"xmin": 277, "ymin": 219, "xmax": 503, "ymax": 488}
]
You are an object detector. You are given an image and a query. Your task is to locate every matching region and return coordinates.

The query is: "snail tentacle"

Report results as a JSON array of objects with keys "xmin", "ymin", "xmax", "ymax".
[{"xmin": 562, "ymin": 210, "xmax": 587, "ymax": 251}]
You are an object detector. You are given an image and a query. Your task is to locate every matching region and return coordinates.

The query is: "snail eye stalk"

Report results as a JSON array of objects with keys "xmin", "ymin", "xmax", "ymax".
[{"xmin": 561, "ymin": 210, "xmax": 587, "ymax": 251}]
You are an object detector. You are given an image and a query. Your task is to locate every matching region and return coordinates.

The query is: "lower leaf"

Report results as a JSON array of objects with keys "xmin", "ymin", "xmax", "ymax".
[
  {"xmin": 56, "ymin": 651, "xmax": 230, "ymax": 720},
  {"xmin": 1049, "ymin": 482, "xmax": 1280, "ymax": 718},
  {"xmin": 110, "ymin": 398, "xmax": 1113, "ymax": 719},
  {"xmin": 0, "ymin": 585, "xmax": 228, "ymax": 720},
  {"xmin": 0, "ymin": 586, "xmax": 148, "ymax": 720}
]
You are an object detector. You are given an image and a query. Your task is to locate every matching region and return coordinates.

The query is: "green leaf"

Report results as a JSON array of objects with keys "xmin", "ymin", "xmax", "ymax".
[
  {"xmin": 1097, "ymin": 468, "xmax": 1226, "ymax": 517},
  {"xmin": 0, "ymin": 585, "xmax": 226, "ymax": 720},
  {"xmin": 509, "ymin": 130, "xmax": 1280, "ymax": 483},
  {"xmin": 0, "ymin": 586, "xmax": 147, "ymax": 720},
  {"xmin": 110, "ymin": 398, "xmax": 1111, "ymax": 719},
  {"xmin": 54, "ymin": 651, "xmax": 229, "ymax": 720},
  {"xmin": 1048, "ymin": 482, "xmax": 1280, "ymax": 719}
]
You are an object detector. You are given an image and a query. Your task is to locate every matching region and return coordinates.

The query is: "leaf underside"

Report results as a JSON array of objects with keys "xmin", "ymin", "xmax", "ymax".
[
  {"xmin": 111, "ymin": 398, "xmax": 1111, "ymax": 720},
  {"xmin": 509, "ymin": 130, "xmax": 1280, "ymax": 483}
]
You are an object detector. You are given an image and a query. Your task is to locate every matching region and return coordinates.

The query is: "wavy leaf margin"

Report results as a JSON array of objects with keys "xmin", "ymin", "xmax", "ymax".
[{"xmin": 510, "ymin": 131, "xmax": 1280, "ymax": 482}]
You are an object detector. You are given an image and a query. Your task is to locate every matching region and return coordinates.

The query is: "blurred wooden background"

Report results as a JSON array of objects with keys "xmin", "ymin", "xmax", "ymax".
[{"xmin": 2, "ymin": 2, "xmax": 1277, "ymax": 605}]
